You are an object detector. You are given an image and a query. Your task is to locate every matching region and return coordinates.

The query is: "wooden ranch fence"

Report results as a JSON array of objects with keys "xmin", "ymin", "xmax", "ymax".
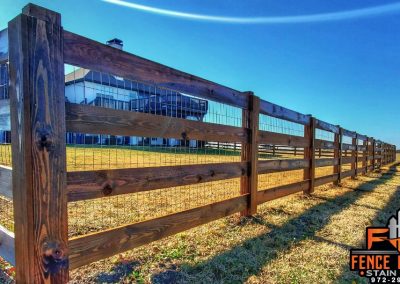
[{"xmin": 0, "ymin": 4, "xmax": 396, "ymax": 283}]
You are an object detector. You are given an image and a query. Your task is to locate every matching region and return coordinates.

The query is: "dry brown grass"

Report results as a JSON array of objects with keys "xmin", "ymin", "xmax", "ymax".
[
  {"xmin": 67, "ymin": 160, "xmax": 400, "ymax": 283},
  {"xmin": 0, "ymin": 145, "xmax": 398, "ymax": 283}
]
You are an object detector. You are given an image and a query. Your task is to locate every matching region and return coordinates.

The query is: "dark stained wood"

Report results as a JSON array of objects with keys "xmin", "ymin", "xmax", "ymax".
[
  {"xmin": 67, "ymin": 162, "xmax": 246, "ymax": 202},
  {"xmin": 304, "ymin": 117, "xmax": 315, "ymax": 193},
  {"xmin": 257, "ymin": 180, "xmax": 309, "ymax": 204},
  {"xmin": 258, "ymin": 158, "xmax": 309, "ymax": 174},
  {"xmin": 0, "ymin": 224, "xmax": 15, "ymax": 266},
  {"xmin": 342, "ymin": 143, "xmax": 356, "ymax": 151},
  {"xmin": 342, "ymin": 156, "xmax": 355, "ymax": 164},
  {"xmin": 315, "ymin": 119, "xmax": 339, "ymax": 134},
  {"xmin": 351, "ymin": 135, "xmax": 357, "ymax": 179},
  {"xmin": 259, "ymin": 100, "xmax": 310, "ymax": 125},
  {"xmin": 334, "ymin": 128, "xmax": 341, "ymax": 185},
  {"xmin": 9, "ymin": 10, "xmax": 68, "ymax": 283},
  {"xmin": 0, "ymin": 166, "xmax": 12, "ymax": 199},
  {"xmin": 22, "ymin": 3, "xmax": 61, "ymax": 25},
  {"xmin": 357, "ymin": 134, "xmax": 367, "ymax": 141},
  {"xmin": 315, "ymin": 174, "xmax": 338, "ymax": 186},
  {"xmin": 66, "ymin": 103, "xmax": 247, "ymax": 143},
  {"xmin": 0, "ymin": 29, "xmax": 8, "ymax": 63},
  {"xmin": 63, "ymin": 31, "xmax": 248, "ymax": 109},
  {"xmin": 342, "ymin": 129, "xmax": 357, "ymax": 138},
  {"xmin": 258, "ymin": 130, "xmax": 309, "ymax": 147},
  {"xmin": 341, "ymin": 169, "xmax": 356, "ymax": 179},
  {"xmin": 240, "ymin": 93, "xmax": 259, "ymax": 216},
  {"xmin": 315, "ymin": 139, "xmax": 337, "ymax": 150},
  {"xmin": 315, "ymin": 158, "xmax": 338, "ymax": 167},
  {"xmin": 69, "ymin": 195, "xmax": 247, "ymax": 269}
]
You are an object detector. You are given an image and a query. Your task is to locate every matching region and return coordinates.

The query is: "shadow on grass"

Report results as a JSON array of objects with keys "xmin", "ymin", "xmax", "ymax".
[
  {"xmin": 150, "ymin": 163, "xmax": 400, "ymax": 283},
  {"xmin": 94, "ymin": 163, "xmax": 399, "ymax": 283},
  {"xmin": 336, "ymin": 163, "xmax": 400, "ymax": 283}
]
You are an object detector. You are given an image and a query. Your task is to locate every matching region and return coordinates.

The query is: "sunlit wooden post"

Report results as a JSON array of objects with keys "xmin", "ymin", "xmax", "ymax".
[
  {"xmin": 240, "ymin": 92, "xmax": 259, "ymax": 216},
  {"xmin": 351, "ymin": 133, "xmax": 357, "ymax": 178},
  {"xmin": 8, "ymin": 4, "xmax": 68, "ymax": 283},
  {"xmin": 304, "ymin": 116, "xmax": 315, "ymax": 194},
  {"xmin": 333, "ymin": 126, "xmax": 341, "ymax": 185}
]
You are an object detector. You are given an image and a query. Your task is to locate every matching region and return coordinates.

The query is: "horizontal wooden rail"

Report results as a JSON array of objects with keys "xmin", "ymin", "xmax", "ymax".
[
  {"xmin": 0, "ymin": 29, "xmax": 7, "ymax": 63},
  {"xmin": 314, "ymin": 174, "xmax": 338, "ymax": 186},
  {"xmin": 341, "ymin": 169, "xmax": 355, "ymax": 179},
  {"xmin": 67, "ymin": 162, "xmax": 246, "ymax": 202},
  {"xmin": 315, "ymin": 158, "xmax": 338, "ymax": 167},
  {"xmin": 66, "ymin": 103, "xmax": 247, "ymax": 143},
  {"xmin": 342, "ymin": 143, "xmax": 356, "ymax": 151},
  {"xmin": 63, "ymin": 31, "xmax": 248, "ymax": 109},
  {"xmin": 341, "ymin": 129, "xmax": 357, "ymax": 138},
  {"xmin": 315, "ymin": 119, "xmax": 339, "ymax": 134},
  {"xmin": 0, "ymin": 166, "xmax": 12, "ymax": 199},
  {"xmin": 257, "ymin": 180, "xmax": 309, "ymax": 204},
  {"xmin": 258, "ymin": 131, "xmax": 309, "ymax": 147},
  {"xmin": 0, "ymin": 224, "xmax": 15, "ymax": 266},
  {"xmin": 314, "ymin": 139, "xmax": 336, "ymax": 149},
  {"xmin": 258, "ymin": 159, "xmax": 309, "ymax": 174},
  {"xmin": 69, "ymin": 195, "xmax": 247, "ymax": 269},
  {"xmin": 259, "ymin": 100, "xmax": 310, "ymax": 125}
]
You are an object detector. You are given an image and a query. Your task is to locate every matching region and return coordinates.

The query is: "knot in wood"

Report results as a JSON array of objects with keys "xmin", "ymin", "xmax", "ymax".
[
  {"xmin": 42, "ymin": 240, "xmax": 68, "ymax": 274},
  {"xmin": 102, "ymin": 183, "xmax": 113, "ymax": 196},
  {"xmin": 37, "ymin": 129, "xmax": 54, "ymax": 150}
]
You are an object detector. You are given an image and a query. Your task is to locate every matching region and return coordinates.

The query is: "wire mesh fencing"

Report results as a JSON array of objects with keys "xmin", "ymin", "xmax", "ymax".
[{"xmin": 65, "ymin": 65, "xmax": 243, "ymax": 237}]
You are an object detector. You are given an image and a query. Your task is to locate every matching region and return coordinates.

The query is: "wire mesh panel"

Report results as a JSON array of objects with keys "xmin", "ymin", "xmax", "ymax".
[
  {"xmin": 314, "ymin": 128, "xmax": 335, "ymax": 178},
  {"xmin": 0, "ymin": 63, "xmax": 13, "ymax": 232},
  {"xmin": 257, "ymin": 114, "xmax": 305, "ymax": 190},
  {"xmin": 65, "ymin": 65, "xmax": 243, "ymax": 237}
]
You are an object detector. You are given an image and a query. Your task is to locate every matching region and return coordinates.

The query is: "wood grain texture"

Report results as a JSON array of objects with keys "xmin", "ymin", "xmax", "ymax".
[
  {"xmin": 341, "ymin": 169, "xmax": 356, "ymax": 179},
  {"xmin": 304, "ymin": 117, "xmax": 316, "ymax": 193},
  {"xmin": 258, "ymin": 130, "xmax": 309, "ymax": 147},
  {"xmin": 315, "ymin": 139, "xmax": 337, "ymax": 150},
  {"xmin": 258, "ymin": 158, "xmax": 309, "ymax": 174},
  {"xmin": 69, "ymin": 195, "xmax": 247, "ymax": 269},
  {"xmin": 257, "ymin": 180, "xmax": 310, "ymax": 205},
  {"xmin": 259, "ymin": 100, "xmax": 310, "ymax": 125},
  {"xmin": 66, "ymin": 103, "xmax": 247, "ymax": 143},
  {"xmin": 341, "ymin": 129, "xmax": 357, "ymax": 138},
  {"xmin": 240, "ymin": 93, "xmax": 259, "ymax": 216},
  {"xmin": 333, "ymin": 129, "xmax": 341, "ymax": 185},
  {"xmin": 315, "ymin": 119, "xmax": 339, "ymax": 134},
  {"xmin": 9, "ymin": 11, "xmax": 68, "ymax": 283},
  {"xmin": 0, "ymin": 225, "xmax": 15, "ymax": 266},
  {"xmin": 67, "ymin": 162, "xmax": 246, "ymax": 202},
  {"xmin": 63, "ymin": 31, "xmax": 248, "ymax": 109},
  {"xmin": 0, "ymin": 166, "xmax": 12, "ymax": 199},
  {"xmin": 314, "ymin": 174, "xmax": 338, "ymax": 187},
  {"xmin": 315, "ymin": 158, "xmax": 338, "ymax": 167}
]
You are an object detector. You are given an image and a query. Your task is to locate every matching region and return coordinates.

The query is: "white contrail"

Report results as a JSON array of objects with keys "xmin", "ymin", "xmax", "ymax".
[{"xmin": 102, "ymin": 0, "xmax": 400, "ymax": 24}]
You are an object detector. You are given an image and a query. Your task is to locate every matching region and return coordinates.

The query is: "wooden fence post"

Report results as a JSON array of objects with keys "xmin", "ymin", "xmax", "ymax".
[
  {"xmin": 351, "ymin": 133, "xmax": 357, "ymax": 178},
  {"xmin": 240, "ymin": 92, "xmax": 259, "ymax": 216},
  {"xmin": 304, "ymin": 116, "xmax": 315, "ymax": 194},
  {"xmin": 333, "ymin": 126, "xmax": 342, "ymax": 185},
  {"xmin": 372, "ymin": 139, "xmax": 376, "ymax": 171},
  {"xmin": 8, "ymin": 4, "xmax": 68, "ymax": 283},
  {"xmin": 362, "ymin": 138, "xmax": 367, "ymax": 175}
]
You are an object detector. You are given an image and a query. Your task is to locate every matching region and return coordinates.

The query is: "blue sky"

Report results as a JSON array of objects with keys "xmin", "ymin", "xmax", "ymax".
[{"xmin": 1, "ymin": 0, "xmax": 399, "ymax": 147}]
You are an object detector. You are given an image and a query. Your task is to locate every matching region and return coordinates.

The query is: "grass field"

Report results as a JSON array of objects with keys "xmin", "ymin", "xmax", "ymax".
[{"xmin": 0, "ymin": 147, "xmax": 397, "ymax": 283}]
